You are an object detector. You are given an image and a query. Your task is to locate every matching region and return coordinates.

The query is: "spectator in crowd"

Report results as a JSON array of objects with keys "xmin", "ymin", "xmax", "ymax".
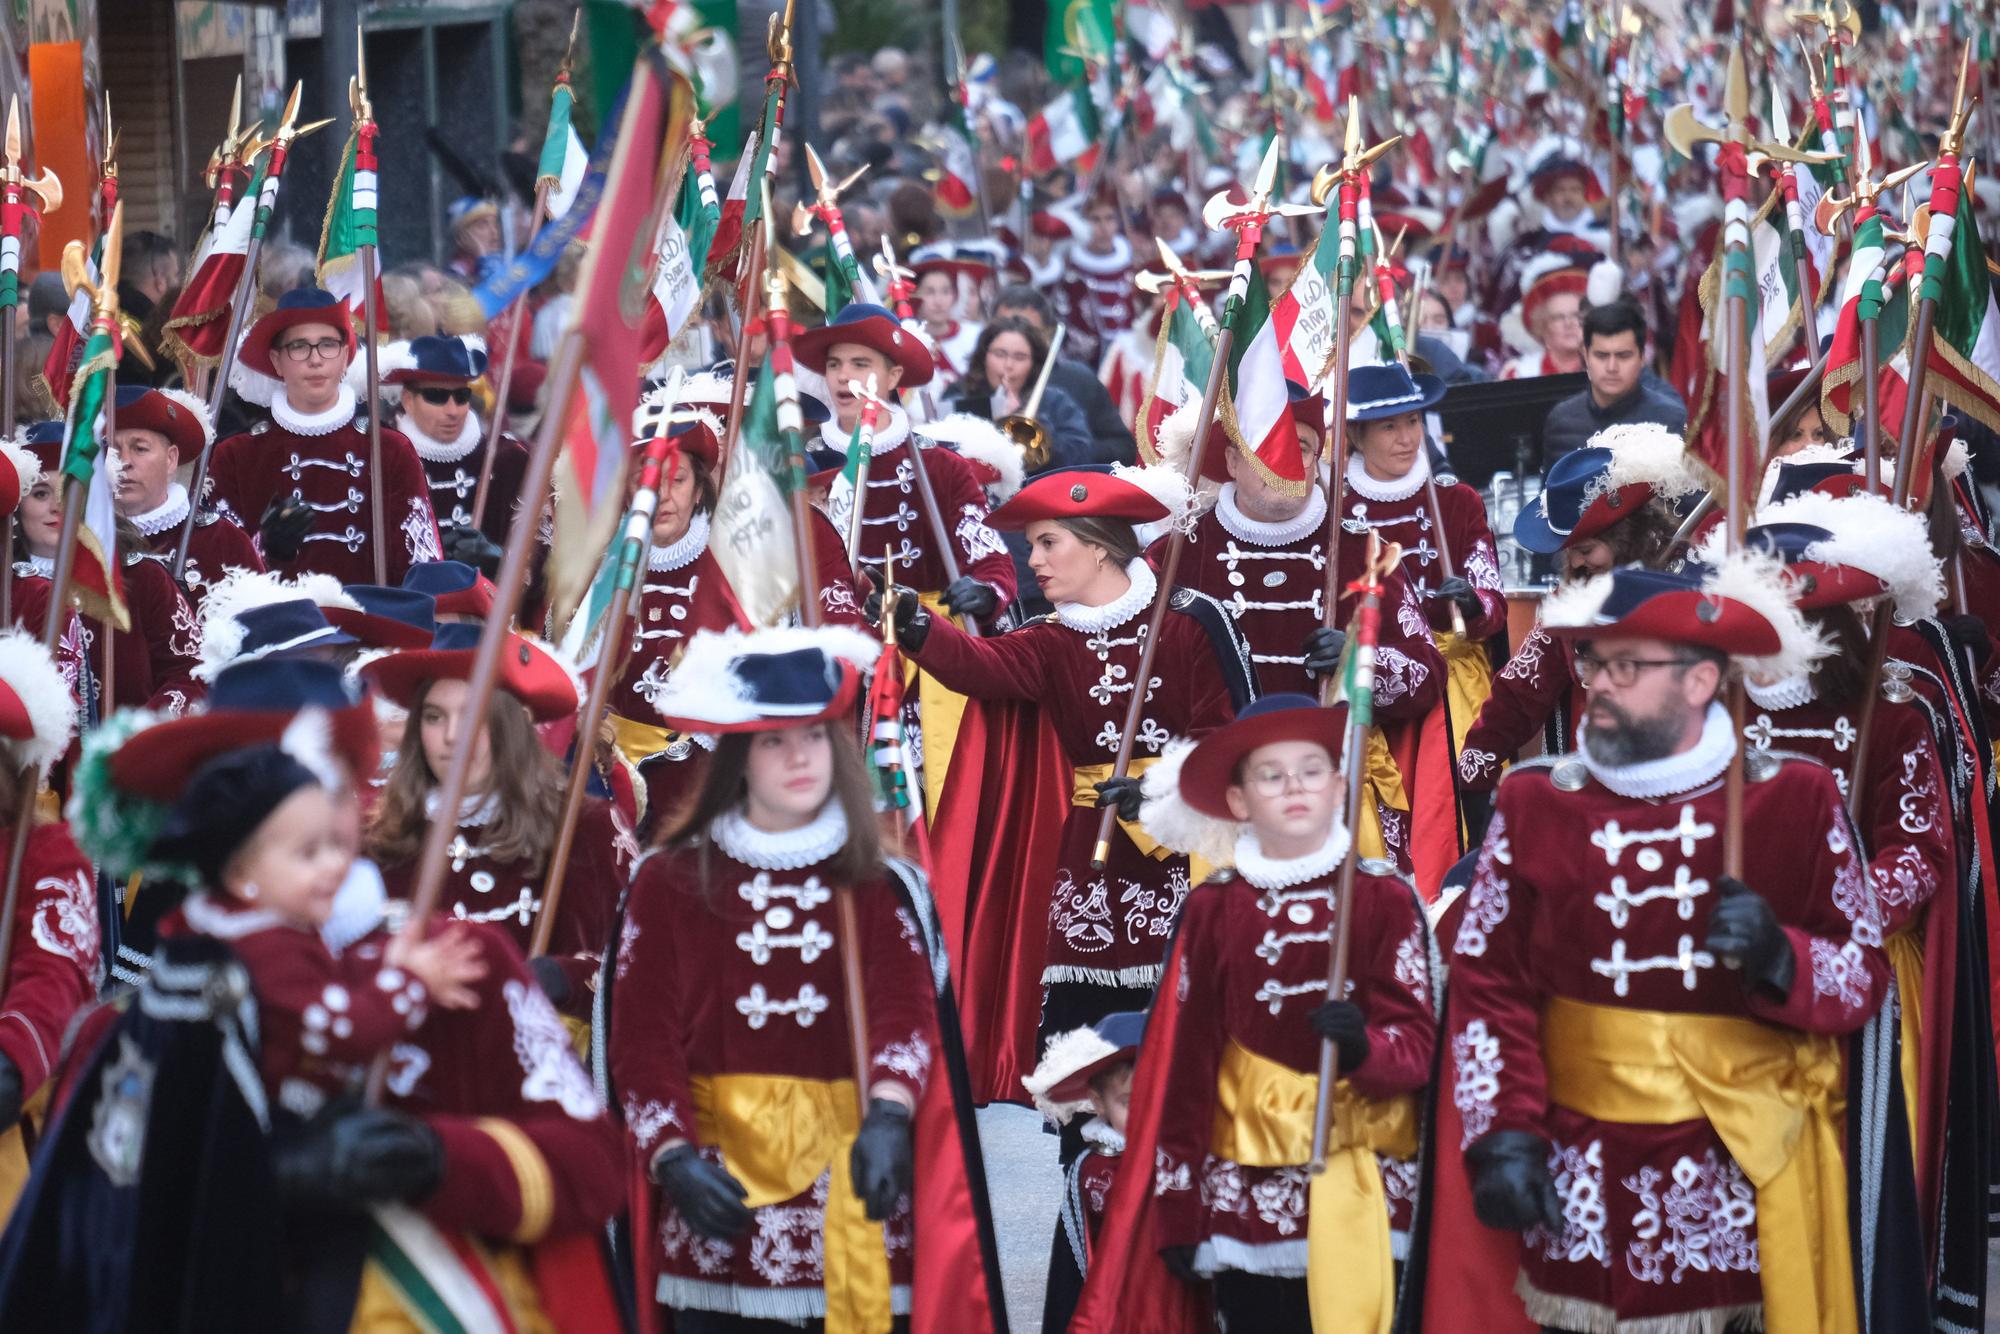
[{"xmin": 1538, "ymin": 296, "xmax": 1688, "ymax": 467}]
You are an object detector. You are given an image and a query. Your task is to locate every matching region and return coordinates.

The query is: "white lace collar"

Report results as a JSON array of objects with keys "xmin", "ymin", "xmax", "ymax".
[
  {"xmin": 422, "ymin": 789, "xmax": 500, "ymax": 826},
  {"xmin": 818, "ymin": 405, "xmax": 910, "ymax": 455},
  {"xmin": 1216, "ymin": 483, "xmax": 1328, "ymax": 547},
  {"xmin": 1054, "ymin": 558, "xmax": 1156, "ymax": 633},
  {"xmin": 1577, "ymin": 701, "xmax": 1736, "ymax": 799},
  {"xmin": 21, "ymin": 554, "xmax": 51, "ymax": 577},
  {"xmin": 710, "ymin": 801, "xmax": 848, "ymax": 871},
  {"xmin": 402, "ymin": 410, "xmax": 483, "ymax": 463},
  {"xmin": 649, "ymin": 510, "xmax": 711, "ymax": 571},
  {"xmin": 129, "ymin": 483, "xmax": 191, "ymax": 537},
  {"xmin": 1080, "ymin": 1118, "xmax": 1127, "ymax": 1154},
  {"xmin": 321, "ymin": 857, "xmax": 388, "ymax": 953},
  {"xmin": 1067, "ymin": 234, "xmax": 1134, "ymax": 277},
  {"xmin": 273, "ymin": 384, "xmax": 358, "ymax": 437},
  {"xmin": 1344, "ymin": 449, "xmax": 1429, "ymax": 503},
  {"xmin": 182, "ymin": 891, "xmax": 289, "ymax": 939},
  {"xmin": 1233, "ymin": 820, "xmax": 1351, "ymax": 890},
  {"xmin": 1747, "ymin": 674, "xmax": 1817, "ymax": 711}
]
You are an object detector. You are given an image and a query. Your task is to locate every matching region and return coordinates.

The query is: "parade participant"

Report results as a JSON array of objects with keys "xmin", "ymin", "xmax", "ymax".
[
  {"xmin": 598, "ymin": 389, "xmax": 862, "ymax": 836},
  {"xmin": 875, "ymin": 465, "xmax": 1255, "ymax": 1096},
  {"xmin": 1501, "ymin": 255, "xmax": 1591, "ymax": 380},
  {"xmin": 989, "ymin": 285, "xmax": 1137, "ymax": 466},
  {"xmin": 1092, "ymin": 693, "xmax": 1438, "ymax": 1330},
  {"xmin": 1449, "ymin": 561, "xmax": 1901, "ymax": 1333},
  {"xmin": 1056, "ymin": 192, "xmax": 1138, "ymax": 366},
  {"xmin": 14, "ymin": 422, "xmax": 203, "ymax": 717},
  {"xmin": 209, "ymin": 287, "xmax": 443, "ymax": 586},
  {"xmin": 606, "ymin": 624, "xmax": 938, "ymax": 1328},
  {"xmin": 1024, "ymin": 1010, "xmax": 1144, "ymax": 1334},
  {"xmin": 362, "ymin": 623, "xmax": 636, "ymax": 1018},
  {"xmin": 1537, "ymin": 297, "xmax": 1688, "ymax": 466},
  {"xmin": 0, "ymin": 630, "xmax": 96, "ymax": 1225},
  {"xmin": 945, "ymin": 317, "xmax": 1095, "ymax": 471},
  {"xmin": 108, "ymin": 385, "xmax": 262, "ymax": 608},
  {"xmin": 446, "ymin": 196, "xmax": 503, "ymax": 282},
  {"xmin": 913, "ymin": 259, "xmax": 984, "ymax": 384},
  {"xmin": 798, "ymin": 302, "xmax": 1015, "ymax": 626},
  {"xmin": 404, "ymin": 558, "xmax": 499, "ymax": 622},
  {"xmin": 377, "ymin": 332, "xmax": 528, "ymax": 552},
  {"xmin": 1019, "ymin": 211, "xmax": 1070, "ymax": 289},
  {"xmin": 1458, "ymin": 424, "xmax": 1708, "ymax": 796}
]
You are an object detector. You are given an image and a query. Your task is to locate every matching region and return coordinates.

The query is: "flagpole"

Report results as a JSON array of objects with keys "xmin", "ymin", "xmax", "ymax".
[
  {"xmin": 174, "ymin": 83, "xmax": 330, "ymax": 580},
  {"xmin": 760, "ymin": 193, "xmax": 824, "ymax": 629},
  {"xmin": 473, "ymin": 15, "xmax": 578, "ymax": 533},
  {"xmin": 529, "ymin": 377, "xmax": 682, "ymax": 959},
  {"xmin": 0, "ymin": 95, "xmax": 61, "ymax": 627},
  {"xmin": 842, "ymin": 374, "xmax": 882, "ymax": 578}
]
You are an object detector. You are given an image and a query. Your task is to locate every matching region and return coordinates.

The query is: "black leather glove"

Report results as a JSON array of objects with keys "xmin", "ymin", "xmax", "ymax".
[
  {"xmin": 1704, "ymin": 876, "xmax": 1796, "ymax": 994},
  {"xmin": 1159, "ymin": 1244, "xmax": 1199, "ymax": 1283},
  {"xmin": 1093, "ymin": 774, "xmax": 1144, "ymax": 820},
  {"xmin": 849, "ymin": 1097, "xmax": 914, "ymax": 1221},
  {"xmin": 1307, "ymin": 1000, "xmax": 1370, "ymax": 1073},
  {"xmin": 0, "ymin": 1052, "xmax": 20, "ymax": 1133},
  {"xmin": 651, "ymin": 1142, "xmax": 754, "ymax": 1239},
  {"xmin": 528, "ymin": 954, "xmax": 571, "ymax": 1008},
  {"xmin": 258, "ymin": 493, "xmax": 316, "ymax": 565},
  {"xmin": 1302, "ymin": 626, "xmax": 1347, "ymax": 679},
  {"xmin": 1943, "ymin": 614, "xmax": 1991, "ymax": 664},
  {"xmin": 439, "ymin": 522, "xmax": 503, "ymax": 578},
  {"xmin": 862, "ymin": 568, "xmax": 929, "ymax": 651},
  {"xmin": 272, "ymin": 1106, "xmax": 444, "ymax": 1213},
  {"xmin": 943, "ymin": 575, "xmax": 999, "ymax": 622},
  {"xmin": 1430, "ymin": 575, "xmax": 1483, "ymax": 624},
  {"xmin": 1466, "ymin": 1130, "xmax": 1563, "ymax": 1233}
]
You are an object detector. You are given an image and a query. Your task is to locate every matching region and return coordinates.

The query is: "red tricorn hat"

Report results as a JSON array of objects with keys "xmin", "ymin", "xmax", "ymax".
[
  {"xmin": 1538, "ymin": 567, "xmax": 1782, "ymax": 659},
  {"xmin": 984, "ymin": 465, "xmax": 1171, "ymax": 530},
  {"xmin": 235, "ymin": 287, "xmax": 355, "ymax": 378},
  {"xmin": 360, "ymin": 623, "xmax": 579, "ymax": 724}
]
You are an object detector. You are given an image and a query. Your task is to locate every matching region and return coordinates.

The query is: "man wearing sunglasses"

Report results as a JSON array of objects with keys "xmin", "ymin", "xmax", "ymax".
[
  {"xmin": 206, "ymin": 287, "xmax": 442, "ymax": 587},
  {"xmin": 383, "ymin": 332, "xmax": 527, "ymax": 576}
]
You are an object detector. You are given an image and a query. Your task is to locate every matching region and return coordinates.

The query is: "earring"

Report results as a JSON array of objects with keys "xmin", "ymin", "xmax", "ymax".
[{"xmin": 241, "ymin": 883, "xmax": 260, "ymax": 901}]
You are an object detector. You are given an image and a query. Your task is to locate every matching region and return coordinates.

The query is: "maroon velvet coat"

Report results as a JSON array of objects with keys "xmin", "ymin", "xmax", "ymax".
[{"xmin": 1336, "ymin": 454, "xmax": 1506, "ymax": 639}]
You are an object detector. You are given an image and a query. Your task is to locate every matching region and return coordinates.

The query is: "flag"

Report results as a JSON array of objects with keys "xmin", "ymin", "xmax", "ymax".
[
  {"xmin": 935, "ymin": 87, "xmax": 980, "ymax": 216},
  {"xmin": 546, "ymin": 50, "xmax": 695, "ymax": 633},
  {"xmin": 1025, "ymin": 88, "xmax": 1101, "ymax": 176},
  {"xmin": 1217, "ymin": 271, "xmax": 1309, "ymax": 489},
  {"xmin": 1136, "ymin": 293, "xmax": 1216, "ymax": 459},
  {"xmin": 711, "ymin": 350, "xmax": 801, "ymax": 626},
  {"xmin": 1682, "ymin": 192, "xmax": 1797, "ymax": 469},
  {"xmin": 1917, "ymin": 178, "xmax": 2000, "ymax": 432},
  {"xmin": 58, "ymin": 324, "xmax": 127, "ymax": 631},
  {"xmin": 1268, "ymin": 230, "xmax": 1341, "ymax": 386},
  {"xmin": 538, "ymin": 72, "xmax": 591, "ymax": 219},
  {"xmin": 638, "ymin": 137, "xmax": 721, "ymax": 367},
  {"xmin": 316, "ymin": 122, "xmax": 384, "ymax": 330},
  {"xmin": 161, "ymin": 156, "xmax": 267, "ymax": 369},
  {"xmin": 1044, "ymin": 0, "xmax": 1116, "ymax": 84},
  {"xmin": 469, "ymin": 87, "xmax": 622, "ymax": 323},
  {"xmin": 866, "ymin": 639, "xmax": 927, "ymax": 855},
  {"xmin": 706, "ymin": 129, "xmax": 757, "ymax": 284},
  {"xmin": 1821, "ymin": 206, "xmax": 1898, "ymax": 436}
]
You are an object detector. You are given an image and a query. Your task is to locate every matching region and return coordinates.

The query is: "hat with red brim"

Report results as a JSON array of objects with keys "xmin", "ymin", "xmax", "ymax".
[
  {"xmin": 361, "ymin": 623, "xmax": 578, "ymax": 722},
  {"xmin": 236, "ymin": 287, "xmax": 355, "ymax": 378},
  {"xmin": 985, "ymin": 465, "xmax": 1168, "ymax": 530},
  {"xmin": 1743, "ymin": 522, "xmax": 1893, "ymax": 609},
  {"xmin": 1538, "ymin": 566, "xmax": 1781, "ymax": 657},
  {"xmin": 1178, "ymin": 693, "xmax": 1348, "ymax": 819}
]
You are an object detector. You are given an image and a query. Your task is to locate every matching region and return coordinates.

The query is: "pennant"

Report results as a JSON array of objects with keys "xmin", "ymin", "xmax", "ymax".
[
  {"xmin": 59, "ymin": 325, "xmax": 128, "ymax": 631},
  {"xmin": 316, "ymin": 122, "xmax": 384, "ymax": 330},
  {"xmin": 160, "ymin": 156, "xmax": 267, "ymax": 369},
  {"xmin": 1919, "ymin": 179, "xmax": 2000, "ymax": 432},
  {"xmin": 711, "ymin": 351, "xmax": 801, "ymax": 626},
  {"xmin": 638, "ymin": 133, "xmax": 722, "ymax": 368},
  {"xmin": 539, "ymin": 73, "xmax": 592, "ymax": 219}
]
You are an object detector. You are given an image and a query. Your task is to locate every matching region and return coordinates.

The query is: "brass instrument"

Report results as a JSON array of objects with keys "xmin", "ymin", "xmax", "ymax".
[{"xmin": 998, "ymin": 320, "xmax": 1066, "ymax": 471}]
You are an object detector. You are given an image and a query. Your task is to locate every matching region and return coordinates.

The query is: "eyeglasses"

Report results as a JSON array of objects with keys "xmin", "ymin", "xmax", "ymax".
[
  {"xmin": 280, "ymin": 337, "xmax": 347, "ymax": 363},
  {"xmin": 1546, "ymin": 310, "xmax": 1585, "ymax": 326},
  {"xmin": 415, "ymin": 387, "xmax": 473, "ymax": 406},
  {"xmin": 1242, "ymin": 761, "xmax": 1336, "ymax": 797},
  {"xmin": 1572, "ymin": 651, "xmax": 1698, "ymax": 688}
]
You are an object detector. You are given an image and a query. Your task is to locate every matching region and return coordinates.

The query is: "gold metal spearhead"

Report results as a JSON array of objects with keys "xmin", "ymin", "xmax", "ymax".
[
  {"xmin": 561, "ymin": 9, "xmax": 581, "ymax": 78},
  {"xmin": 3, "ymin": 97, "xmax": 18, "ymax": 182},
  {"xmin": 1942, "ymin": 41, "xmax": 1978, "ymax": 154},
  {"xmin": 96, "ymin": 200, "xmax": 124, "ymax": 317}
]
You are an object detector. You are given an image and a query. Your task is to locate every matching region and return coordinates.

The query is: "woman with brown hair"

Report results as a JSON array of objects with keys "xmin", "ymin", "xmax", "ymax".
[
  {"xmin": 944, "ymin": 316, "xmax": 1094, "ymax": 472},
  {"xmin": 604, "ymin": 624, "xmax": 943, "ymax": 1330},
  {"xmin": 362, "ymin": 623, "xmax": 636, "ymax": 1017}
]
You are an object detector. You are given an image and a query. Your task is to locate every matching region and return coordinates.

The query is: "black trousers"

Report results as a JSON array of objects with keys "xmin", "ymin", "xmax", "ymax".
[
  {"xmin": 668, "ymin": 1312, "xmax": 911, "ymax": 1333},
  {"xmin": 1213, "ymin": 1272, "xmax": 1310, "ymax": 1332}
]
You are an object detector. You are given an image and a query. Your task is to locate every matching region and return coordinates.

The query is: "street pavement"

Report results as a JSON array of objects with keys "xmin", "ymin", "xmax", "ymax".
[{"xmin": 978, "ymin": 1103, "xmax": 1064, "ymax": 1334}]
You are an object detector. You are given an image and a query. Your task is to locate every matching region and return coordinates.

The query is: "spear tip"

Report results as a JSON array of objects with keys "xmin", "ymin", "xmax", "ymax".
[{"xmin": 4, "ymin": 97, "xmax": 17, "ymax": 168}]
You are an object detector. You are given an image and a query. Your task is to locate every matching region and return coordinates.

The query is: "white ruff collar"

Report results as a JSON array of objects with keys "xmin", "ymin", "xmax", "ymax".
[
  {"xmin": 402, "ymin": 411, "xmax": 483, "ymax": 463},
  {"xmin": 183, "ymin": 891, "xmax": 288, "ymax": 939},
  {"xmin": 274, "ymin": 384, "xmax": 359, "ymax": 437},
  {"xmin": 1054, "ymin": 558, "xmax": 1156, "ymax": 633},
  {"xmin": 1344, "ymin": 450, "xmax": 1429, "ymax": 503},
  {"xmin": 819, "ymin": 405, "xmax": 911, "ymax": 455},
  {"xmin": 1067, "ymin": 235, "xmax": 1134, "ymax": 277},
  {"xmin": 1578, "ymin": 701, "xmax": 1737, "ymax": 799},
  {"xmin": 321, "ymin": 857, "xmax": 388, "ymax": 953},
  {"xmin": 129, "ymin": 483, "xmax": 191, "ymax": 537},
  {"xmin": 1216, "ymin": 483, "xmax": 1328, "ymax": 547},
  {"xmin": 1080, "ymin": 1118, "xmax": 1127, "ymax": 1154},
  {"xmin": 422, "ymin": 790, "xmax": 500, "ymax": 826},
  {"xmin": 1233, "ymin": 820, "xmax": 1351, "ymax": 890},
  {"xmin": 649, "ymin": 510, "xmax": 712, "ymax": 571},
  {"xmin": 22, "ymin": 554, "xmax": 52, "ymax": 577},
  {"xmin": 1747, "ymin": 674, "xmax": 1817, "ymax": 710},
  {"xmin": 710, "ymin": 801, "xmax": 848, "ymax": 870}
]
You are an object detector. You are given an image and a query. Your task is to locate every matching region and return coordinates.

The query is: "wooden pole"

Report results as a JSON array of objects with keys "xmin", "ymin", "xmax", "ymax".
[
  {"xmin": 1721, "ymin": 274, "xmax": 1748, "ymax": 884},
  {"xmin": 172, "ymin": 231, "xmax": 266, "ymax": 578},
  {"xmin": 360, "ymin": 241, "xmax": 387, "ymax": 585},
  {"xmin": 899, "ymin": 415, "xmax": 981, "ymax": 638},
  {"xmin": 470, "ymin": 178, "xmax": 553, "ymax": 531}
]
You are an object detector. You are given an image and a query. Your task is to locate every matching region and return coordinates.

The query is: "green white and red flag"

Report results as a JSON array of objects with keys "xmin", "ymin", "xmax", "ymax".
[{"xmin": 316, "ymin": 120, "xmax": 383, "ymax": 330}]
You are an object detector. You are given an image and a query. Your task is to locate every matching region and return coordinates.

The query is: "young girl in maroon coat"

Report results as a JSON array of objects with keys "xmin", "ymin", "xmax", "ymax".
[
  {"xmin": 363, "ymin": 624, "xmax": 637, "ymax": 1018},
  {"xmin": 607, "ymin": 625, "xmax": 935, "ymax": 1329}
]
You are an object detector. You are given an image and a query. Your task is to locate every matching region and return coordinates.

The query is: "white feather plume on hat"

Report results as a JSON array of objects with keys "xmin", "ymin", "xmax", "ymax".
[
  {"xmin": 0, "ymin": 628, "xmax": 77, "ymax": 776},
  {"xmin": 915, "ymin": 414, "xmax": 1025, "ymax": 501},
  {"xmin": 196, "ymin": 570, "xmax": 358, "ymax": 682},
  {"xmin": 1136, "ymin": 736, "xmax": 1238, "ymax": 867},
  {"xmin": 0, "ymin": 433, "xmax": 39, "ymax": 498},
  {"xmin": 1021, "ymin": 1024, "xmax": 1124, "ymax": 1125},
  {"xmin": 646, "ymin": 624, "xmax": 881, "ymax": 728},
  {"xmin": 229, "ymin": 356, "xmax": 281, "ymax": 408},
  {"xmin": 1586, "ymin": 421, "xmax": 1712, "ymax": 504},
  {"xmin": 1111, "ymin": 460, "xmax": 1196, "ymax": 547},
  {"xmin": 1586, "ymin": 258, "xmax": 1624, "ymax": 308},
  {"xmin": 1758, "ymin": 487, "xmax": 1945, "ymax": 623},
  {"xmin": 152, "ymin": 387, "xmax": 217, "ymax": 448},
  {"xmin": 1699, "ymin": 546, "xmax": 1833, "ymax": 681},
  {"xmin": 360, "ymin": 339, "xmax": 420, "ymax": 405}
]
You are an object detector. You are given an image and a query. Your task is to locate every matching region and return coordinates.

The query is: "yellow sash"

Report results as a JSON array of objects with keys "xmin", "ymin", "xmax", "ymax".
[
  {"xmin": 607, "ymin": 712, "xmax": 682, "ymax": 767},
  {"xmin": 1433, "ymin": 630, "xmax": 1493, "ymax": 843},
  {"xmin": 1883, "ymin": 928, "xmax": 1923, "ymax": 1170},
  {"xmin": 1211, "ymin": 1040, "xmax": 1416, "ymax": 1334},
  {"xmin": 911, "ymin": 592, "xmax": 971, "ymax": 823},
  {"xmin": 691, "ymin": 1073, "xmax": 889, "ymax": 1334},
  {"xmin": 1071, "ymin": 758, "xmax": 1169, "ymax": 859},
  {"xmin": 1353, "ymin": 729, "xmax": 1409, "ymax": 864},
  {"xmin": 1541, "ymin": 996, "xmax": 1856, "ymax": 1334}
]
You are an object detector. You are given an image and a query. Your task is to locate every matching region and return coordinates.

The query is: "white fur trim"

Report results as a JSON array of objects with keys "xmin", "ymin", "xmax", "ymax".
[
  {"xmin": 1486, "ymin": 197, "xmax": 1522, "ymax": 252},
  {"xmin": 228, "ymin": 357, "xmax": 281, "ymax": 408},
  {"xmin": 1516, "ymin": 251, "xmax": 1576, "ymax": 300},
  {"xmin": 1498, "ymin": 302, "xmax": 1536, "ymax": 356},
  {"xmin": 197, "ymin": 569, "xmax": 356, "ymax": 680},
  {"xmin": 1137, "ymin": 737, "xmax": 1239, "ymax": 865},
  {"xmin": 915, "ymin": 414, "xmax": 1025, "ymax": 501},
  {"xmin": 1022, "ymin": 1025, "xmax": 1122, "ymax": 1125},
  {"xmin": 152, "ymin": 387, "xmax": 216, "ymax": 448},
  {"xmin": 0, "ymin": 629, "xmax": 77, "ymax": 774},
  {"xmin": 1586, "ymin": 258, "xmax": 1624, "ymax": 307},
  {"xmin": 1759, "ymin": 487, "xmax": 1945, "ymax": 622},
  {"xmin": 0, "ymin": 435, "xmax": 39, "ymax": 497},
  {"xmin": 1699, "ymin": 546, "xmax": 1832, "ymax": 681},
  {"xmin": 645, "ymin": 624, "xmax": 881, "ymax": 728}
]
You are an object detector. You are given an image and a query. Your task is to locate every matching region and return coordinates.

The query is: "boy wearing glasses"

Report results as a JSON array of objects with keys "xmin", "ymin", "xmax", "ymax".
[
  {"xmin": 383, "ymin": 333, "xmax": 527, "ymax": 554},
  {"xmin": 208, "ymin": 287, "xmax": 442, "ymax": 587},
  {"xmin": 1445, "ymin": 561, "xmax": 1898, "ymax": 1333},
  {"xmin": 1099, "ymin": 694, "xmax": 1436, "ymax": 1330}
]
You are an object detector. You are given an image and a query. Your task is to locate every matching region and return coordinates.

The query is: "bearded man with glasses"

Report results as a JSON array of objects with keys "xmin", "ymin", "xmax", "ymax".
[
  {"xmin": 207, "ymin": 287, "xmax": 442, "ymax": 585},
  {"xmin": 383, "ymin": 332, "xmax": 526, "ymax": 575}
]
